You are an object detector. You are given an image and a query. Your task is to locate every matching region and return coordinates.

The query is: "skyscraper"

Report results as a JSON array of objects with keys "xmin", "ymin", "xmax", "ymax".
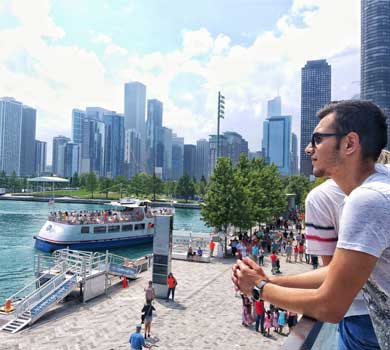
[
  {"xmin": 63, "ymin": 143, "xmax": 80, "ymax": 178},
  {"xmin": 0, "ymin": 97, "xmax": 23, "ymax": 175},
  {"xmin": 361, "ymin": 0, "xmax": 390, "ymax": 147},
  {"xmin": 52, "ymin": 135, "xmax": 70, "ymax": 175},
  {"xmin": 124, "ymin": 129, "xmax": 141, "ymax": 179},
  {"xmin": 223, "ymin": 131, "xmax": 248, "ymax": 166},
  {"xmin": 80, "ymin": 118, "xmax": 105, "ymax": 176},
  {"xmin": 124, "ymin": 82, "xmax": 146, "ymax": 170},
  {"xmin": 300, "ymin": 59, "xmax": 331, "ymax": 176},
  {"xmin": 290, "ymin": 132, "xmax": 299, "ymax": 175},
  {"xmin": 35, "ymin": 140, "xmax": 47, "ymax": 176},
  {"xmin": 20, "ymin": 105, "xmax": 37, "ymax": 176},
  {"xmin": 104, "ymin": 113, "xmax": 124, "ymax": 179},
  {"xmin": 184, "ymin": 144, "xmax": 196, "ymax": 178},
  {"xmin": 263, "ymin": 115, "xmax": 292, "ymax": 175},
  {"xmin": 195, "ymin": 139, "xmax": 209, "ymax": 181},
  {"xmin": 267, "ymin": 96, "xmax": 282, "ymax": 117},
  {"xmin": 156, "ymin": 126, "xmax": 172, "ymax": 180},
  {"xmin": 146, "ymin": 99, "xmax": 163, "ymax": 174},
  {"xmin": 171, "ymin": 134, "xmax": 184, "ymax": 180},
  {"xmin": 72, "ymin": 109, "xmax": 86, "ymax": 144},
  {"xmin": 208, "ymin": 134, "xmax": 228, "ymax": 177},
  {"xmin": 86, "ymin": 107, "xmax": 114, "ymax": 122}
]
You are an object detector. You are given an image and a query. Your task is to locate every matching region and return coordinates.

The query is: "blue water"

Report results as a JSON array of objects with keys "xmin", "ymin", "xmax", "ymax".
[{"xmin": 0, "ymin": 200, "xmax": 209, "ymax": 302}]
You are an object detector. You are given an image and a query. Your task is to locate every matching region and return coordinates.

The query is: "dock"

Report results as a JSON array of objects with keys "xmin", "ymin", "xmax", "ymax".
[{"xmin": 0, "ymin": 251, "xmax": 313, "ymax": 350}]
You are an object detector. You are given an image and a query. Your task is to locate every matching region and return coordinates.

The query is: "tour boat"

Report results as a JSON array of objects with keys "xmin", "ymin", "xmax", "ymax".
[{"xmin": 34, "ymin": 198, "xmax": 174, "ymax": 252}]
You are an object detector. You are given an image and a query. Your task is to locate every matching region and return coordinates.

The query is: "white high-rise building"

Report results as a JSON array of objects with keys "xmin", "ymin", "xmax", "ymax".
[
  {"xmin": 124, "ymin": 82, "xmax": 146, "ymax": 171},
  {"xmin": 0, "ymin": 97, "xmax": 23, "ymax": 175}
]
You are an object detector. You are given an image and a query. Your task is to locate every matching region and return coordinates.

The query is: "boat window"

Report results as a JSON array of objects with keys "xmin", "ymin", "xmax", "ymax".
[
  {"xmin": 134, "ymin": 223, "xmax": 145, "ymax": 230},
  {"xmin": 122, "ymin": 224, "xmax": 133, "ymax": 231},
  {"xmin": 94, "ymin": 226, "xmax": 107, "ymax": 234},
  {"xmin": 108, "ymin": 225, "xmax": 120, "ymax": 233},
  {"xmin": 81, "ymin": 226, "xmax": 90, "ymax": 234}
]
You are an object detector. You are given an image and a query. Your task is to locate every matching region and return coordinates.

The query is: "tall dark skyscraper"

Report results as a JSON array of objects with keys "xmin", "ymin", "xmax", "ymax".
[
  {"xmin": 300, "ymin": 59, "xmax": 331, "ymax": 176},
  {"xmin": 20, "ymin": 106, "xmax": 37, "ymax": 176},
  {"xmin": 361, "ymin": 0, "xmax": 390, "ymax": 148},
  {"xmin": 183, "ymin": 144, "xmax": 196, "ymax": 178},
  {"xmin": 104, "ymin": 113, "xmax": 124, "ymax": 179},
  {"xmin": 146, "ymin": 99, "xmax": 163, "ymax": 174}
]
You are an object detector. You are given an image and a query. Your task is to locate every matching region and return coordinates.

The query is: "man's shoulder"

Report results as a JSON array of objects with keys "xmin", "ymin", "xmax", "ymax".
[
  {"xmin": 306, "ymin": 179, "xmax": 345, "ymax": 205},
  {"xmin": 350, "ymin": 173, "xmax": 390, "ymax": 203}
]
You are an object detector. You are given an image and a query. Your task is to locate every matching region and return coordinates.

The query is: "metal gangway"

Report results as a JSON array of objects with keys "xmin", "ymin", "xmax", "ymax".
[{"xmin": 1, "ymin": 249, "xmax": 150, "ymax": 334}]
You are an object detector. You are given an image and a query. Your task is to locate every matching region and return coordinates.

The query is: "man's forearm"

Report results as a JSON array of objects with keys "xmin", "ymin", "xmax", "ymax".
[{"xmin": 268, "ymin": 265, "xmax": 329, "ymax": 289}]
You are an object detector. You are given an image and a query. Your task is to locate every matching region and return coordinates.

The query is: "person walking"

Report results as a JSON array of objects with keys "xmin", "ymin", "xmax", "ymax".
[
  {"xmin": 144, "ymin": 281, "xmax": 155, "ymax": 304},
  {"xmin": 278, "ymin": 309, "xmax": 287, "ymax": 334},
  {"xmin": 129, "ymin": 324, "xmax": 151, "ymax": 350},
  {"xmin": 141, "ymin": 301, "xmax": 156, "ymax": 339},
  {"xmin": 293, "ymin": 244, "xmax": 299, "ymax": 263},
  {"xmin": 287, "ymin": 311, "xmax": 298, "ymax": 334},
  {"xmin": 257, "ymin": 247, "xmax": 264, "ymax": 266},
  {"xmin": 241, "ymin": 295, "xmax": 253, "ymax": 327},
  {"xmin": 166, "ymin": 272, "xmax": 177, "ymax": 301},
  {"xmin": 285, "ymin": 241, "xmax": 293, "ymax": 263}
]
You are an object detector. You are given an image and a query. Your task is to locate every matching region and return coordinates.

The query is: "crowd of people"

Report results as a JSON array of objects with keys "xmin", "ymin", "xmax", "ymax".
[{"xmin": 229, "ymin": 222, "xmax": 320, "ymax": 272}]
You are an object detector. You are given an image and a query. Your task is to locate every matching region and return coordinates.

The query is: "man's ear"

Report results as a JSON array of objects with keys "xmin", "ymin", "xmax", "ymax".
[{"xmin": 344, "ymin": 132, "xmax": 360, "ymax": 156}]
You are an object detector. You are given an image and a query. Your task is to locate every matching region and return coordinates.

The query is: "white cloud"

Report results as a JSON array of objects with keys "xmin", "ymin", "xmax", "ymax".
[{"xmin": 0, "ymin": 0, "xmax": 361, "ymax": 158}]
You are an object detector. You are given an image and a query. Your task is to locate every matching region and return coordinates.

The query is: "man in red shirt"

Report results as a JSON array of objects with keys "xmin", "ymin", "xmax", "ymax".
[
  {"xmin": 254, "ymin": 299, "xmax": 265, "ymax": 333},
  {"xmin": 209, "ymin": 240, "xmax": 215, "ymax": 257}
]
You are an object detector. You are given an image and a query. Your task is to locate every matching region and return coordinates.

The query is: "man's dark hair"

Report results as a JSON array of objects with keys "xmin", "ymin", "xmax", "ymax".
[{"xmin": 316, "ymin": 100, "xmax": 388, "ymax": 161}]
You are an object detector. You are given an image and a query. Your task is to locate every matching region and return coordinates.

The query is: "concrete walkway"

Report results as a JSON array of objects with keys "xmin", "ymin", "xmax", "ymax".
[{"xmin": 0, "ymin": 255, "xmax": 313, "ymax": 350}]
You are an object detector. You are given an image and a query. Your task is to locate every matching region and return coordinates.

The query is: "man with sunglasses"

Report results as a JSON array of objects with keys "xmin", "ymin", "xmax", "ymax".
[{"xmin": 233, "ymin": 100, "xmax": 390, "ymax": 350}]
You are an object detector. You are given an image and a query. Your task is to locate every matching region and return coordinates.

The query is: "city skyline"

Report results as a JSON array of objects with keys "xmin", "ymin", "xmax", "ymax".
[{"xmin": 0, "ymin": 0, "xmax": 361, "ymax": 161}]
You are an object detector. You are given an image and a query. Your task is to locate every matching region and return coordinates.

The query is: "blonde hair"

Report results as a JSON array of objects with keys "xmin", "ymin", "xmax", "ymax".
[{"xmin": 377, "ymin": 149, "xmax": 390, "ymax": 165}]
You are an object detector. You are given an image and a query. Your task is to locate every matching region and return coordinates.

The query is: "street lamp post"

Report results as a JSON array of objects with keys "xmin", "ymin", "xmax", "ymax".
[{"xmin": 217, "ymin": 91, "xmax": 225, "ymax": 159}]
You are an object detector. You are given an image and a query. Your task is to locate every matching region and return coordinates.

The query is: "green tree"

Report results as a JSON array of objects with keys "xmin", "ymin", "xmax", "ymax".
[
  {"xmin": 201, "ymin": 157, "xmax": 236, "ymax": 253},
  {"xmin": 79, "ymin": 173, "xmax": 88, "ymax": 188},
  {"xmin": 176, "ymin": 174, "xmax": 196, "ymax": 202},
  {"xmin": 99, "ymin": 177, "xmax": 114, "ymax": 199},
  {"xmin": 85, "ymin": 172, "xmax": 98, "ymax": 198},
  {"xmin": 198, "ymin": 176, "xmax": 207, "ymax": 197},
  {"xmin": 148, "ymin": 174, "xmax": 163, "ymax": 200},
  {"xmin": 114, "ymin": 176, "xmax": 129, "ymax": 198},
  {"xmin": 71, "ymin": 172, "xmax": 80, "ymax": 188},
  {"xmin": 9, "ymin": 171, "xmax": 18, "ymax": 193},
  {"xmin": 128, "ymin": 173, "xmax": 149, "ymax": 197},
  {"xmin": 248, "ymin": 159, "xmax": 287, "ymax": 225},
  {"xmin": 231, "ymin": 155, "xmax": 254, "ymax": 232},
  {"xmin": 0, "ymin": 171, "xmax": 7, "ymax": 188},
  {"xmin": 164, "ymin": 181, "xmax": 177, "ymax": 199},
  {"xmin": 284, "ymin": 175, "xmax": 311, "ymax": 208}
]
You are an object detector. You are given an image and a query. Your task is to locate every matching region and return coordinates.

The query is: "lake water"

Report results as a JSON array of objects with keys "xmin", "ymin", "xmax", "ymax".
[{"xmin": 0, "ymin": 200, "xmax": 208, "ymax": 302}]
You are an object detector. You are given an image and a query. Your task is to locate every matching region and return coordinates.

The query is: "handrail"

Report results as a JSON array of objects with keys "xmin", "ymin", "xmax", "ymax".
[
  {"xmin": 7, "ymin": 260, "xmax": 65, "ymax": 303},
  {"xmin": 15, "ymin": 270, "xmax": 69, "ymax": 318}
]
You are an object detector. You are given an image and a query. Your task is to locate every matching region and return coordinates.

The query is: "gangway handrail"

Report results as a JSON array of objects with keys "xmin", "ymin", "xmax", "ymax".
[
  {"xmin": 7, "ymin": 260, "xmax": 66, "ymax": 304},
  {"xmin": 15, "ymin": 268, "xmax": 75, "ymax": 318}
]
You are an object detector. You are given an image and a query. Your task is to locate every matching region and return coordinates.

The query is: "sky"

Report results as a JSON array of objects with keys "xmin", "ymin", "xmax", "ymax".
[{"xmin": 0, "ymin": 0, "xmax": 361, "ymax": 162}]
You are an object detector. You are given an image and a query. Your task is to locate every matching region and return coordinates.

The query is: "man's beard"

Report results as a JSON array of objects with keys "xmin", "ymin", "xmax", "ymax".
[{"xmin": 312, "ymin": 148, "xmax": 341, "ymax": 178}]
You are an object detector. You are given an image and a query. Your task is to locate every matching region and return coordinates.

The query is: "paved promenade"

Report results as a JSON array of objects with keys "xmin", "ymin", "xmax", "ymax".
[{"xmin": 0, "ymin": 253, "xmax": 312, "ymax": 350}]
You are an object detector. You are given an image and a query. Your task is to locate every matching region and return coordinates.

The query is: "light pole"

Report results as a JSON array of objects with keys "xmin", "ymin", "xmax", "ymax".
[{"xmin": 217, "ymin": 91, "xmax": 225, "ymax": 159}]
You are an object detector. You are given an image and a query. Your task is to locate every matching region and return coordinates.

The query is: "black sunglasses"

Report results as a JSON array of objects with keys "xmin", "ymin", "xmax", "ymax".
[{"xmin": 311, "ymin": 132, "xmax": 346, "ymax": 148}]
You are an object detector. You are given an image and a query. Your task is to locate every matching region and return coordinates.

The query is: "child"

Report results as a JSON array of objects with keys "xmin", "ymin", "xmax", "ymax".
[
  {"xmin": 278, "ymin": 309, "xmax": 286, "ymax": 334},
  {"xmin": 264, "ymin": 310, "xmax": 272, "ymax": 336},
  {"xmin": 272, "ymin": 309, "xmax": 279, "ymax": 333}
]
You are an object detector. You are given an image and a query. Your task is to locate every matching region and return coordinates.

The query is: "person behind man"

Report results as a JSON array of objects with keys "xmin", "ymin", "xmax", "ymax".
[
  {"xmin": 304, "ymin": 148, "xmax": 390, "ymax": 348},
  {"xmin": 232, "ymin": 100, "xmax": 390, "ymax": 350},
  {"xmin": 129, "ymin": 324, "xmax": 151, "ymax": 350}
]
